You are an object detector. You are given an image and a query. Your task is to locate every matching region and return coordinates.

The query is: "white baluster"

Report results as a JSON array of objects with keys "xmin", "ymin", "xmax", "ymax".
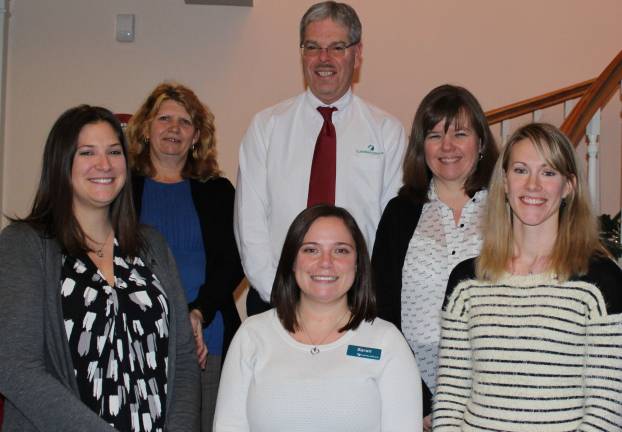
[
  {"xmin": 563, "ymin": 100, "xmax": 576, "ymax": 119},
  {"xmin": 585, "ymin": 109, "xmax": 601, "ymax": 212},
  {"xmin": 501, "ymin": 119, "xmax": 511, "ymax": 146},
  {"xmin": 532, "ymin": 109, "xmax": 542, "ymax": 122}
]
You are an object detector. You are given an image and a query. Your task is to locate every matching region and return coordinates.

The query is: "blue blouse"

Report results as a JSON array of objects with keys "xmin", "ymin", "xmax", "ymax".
[{"xmin": 140, "ymin": 178, "xmax": 224, "ymax": 355}]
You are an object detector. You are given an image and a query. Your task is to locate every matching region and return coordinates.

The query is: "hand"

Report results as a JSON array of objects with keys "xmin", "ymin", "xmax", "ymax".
[
  {"xmin": 189, "ymin": 309, "xmax": 208, "ymax": 369},
  {"xmin": 423, "ymin": 414, "xmax": 432, "ymax": 432}
]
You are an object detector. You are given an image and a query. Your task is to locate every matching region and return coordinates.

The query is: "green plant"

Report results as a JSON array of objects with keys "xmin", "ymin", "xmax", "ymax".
[{"xmin": 599, "ymin": 211, "xmax": 621, "ymax": 259}]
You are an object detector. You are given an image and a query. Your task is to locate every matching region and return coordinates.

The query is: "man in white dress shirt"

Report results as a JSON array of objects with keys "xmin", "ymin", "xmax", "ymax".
[{"xmin": 234, "ymin": 1, "xmax": 406, "ymax": 314}]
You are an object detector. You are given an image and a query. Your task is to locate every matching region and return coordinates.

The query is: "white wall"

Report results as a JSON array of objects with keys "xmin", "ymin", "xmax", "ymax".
[{"xmin": 3, "ymin": 0, "xmax": 621, "ymax": 219}]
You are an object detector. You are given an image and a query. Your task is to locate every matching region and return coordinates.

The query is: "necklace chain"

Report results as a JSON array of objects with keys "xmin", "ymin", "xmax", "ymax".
[
  {"xmin": 90, "ymin": 230, "xmax": 113, "ymax": 259},
  {"xmin": 298, "ymin": 309, "xmax": 349, "ymax": 355},
  {"xmin": 511, "ymin": 255, "xmax": 549, "ymax": 275}
]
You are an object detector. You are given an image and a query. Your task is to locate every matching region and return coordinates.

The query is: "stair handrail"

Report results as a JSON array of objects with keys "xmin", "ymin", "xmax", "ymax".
[
  {"xmin": 560, "ymin": 49, "xmax": 622, "ymax": 145},
  {"xmin": 485, "ymin": 79, "xmax": 594, "ymax": 126}
]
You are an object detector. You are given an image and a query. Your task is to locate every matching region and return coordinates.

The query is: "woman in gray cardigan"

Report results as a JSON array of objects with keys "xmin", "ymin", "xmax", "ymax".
[{"xmin": 0, "ymin": 105, "xmax": 199, "ymax": 431}]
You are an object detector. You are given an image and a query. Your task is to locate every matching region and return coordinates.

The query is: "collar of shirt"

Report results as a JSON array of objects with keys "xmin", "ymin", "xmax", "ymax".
[
  {"xmin": 427, "ymin": 179, "xmax": 485, "ymax": 205},
  {"xmin": 305, "ymin": 87, "xmax": 352, "ymax": 121}
]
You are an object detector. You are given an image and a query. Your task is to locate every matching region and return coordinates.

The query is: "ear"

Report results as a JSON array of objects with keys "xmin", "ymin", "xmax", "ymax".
[
  {"xmin": 353, "ymin": 42, "xmax": 363, "ymax": 69},
  {"xmin": 192, "ymin": 130, "xmax": 200, "ymax": 145},
  {"xmin": 563, "ymin": 174, "xmax": 577, "ymax": 199}
]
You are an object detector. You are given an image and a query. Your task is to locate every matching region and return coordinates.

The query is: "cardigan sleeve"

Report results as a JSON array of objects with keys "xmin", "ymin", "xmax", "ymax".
[
  {"xmin": 0, "ymin": 224, "xmax": 116, "ymax": 431},
  {"xmin": 142, "ymin": 227, "xmax": 200, "ymax": 431},
  {"xmin": 188, "ymin": 177, "xmax": 244, "ymax": 325}
]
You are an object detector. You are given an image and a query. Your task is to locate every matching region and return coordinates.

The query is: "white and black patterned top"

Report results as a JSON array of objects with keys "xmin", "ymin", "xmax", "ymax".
[
  {"xmin": 61, "ymin": 239, "xmax": 170, "ymax": 432},
  {"xmin": 433, "ymin": 257, "xmax": 622, "ymax": 431},
  {"xmin": 401, "ymin": 185, "xmax": 486, "ymax": 394}
]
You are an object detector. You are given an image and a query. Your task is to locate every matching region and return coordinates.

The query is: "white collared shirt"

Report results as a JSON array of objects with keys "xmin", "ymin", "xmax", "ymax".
[
  {"xmin": 401, "ymin": 185, "xmax": 487, "ymax": 394},
  {"xmin": 234, "ymin": 88, "xmax": 406, "ymax": 301}
]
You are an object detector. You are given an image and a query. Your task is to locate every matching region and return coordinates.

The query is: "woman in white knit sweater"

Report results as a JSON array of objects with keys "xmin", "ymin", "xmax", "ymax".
[
  {"xmin": 214, "ymin": 205, "xmax": 422, "ymax": 432},
  {"xmin": 433, "ymin": 123, "xmax": 622, "ymax": 431}
]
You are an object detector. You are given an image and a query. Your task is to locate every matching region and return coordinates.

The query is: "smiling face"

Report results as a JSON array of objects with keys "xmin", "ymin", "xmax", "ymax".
[
  {"xmin": 71, "ymin": 121, "xmax": 126, "ymax": 217},
  {"xmin": 302, "ymin": 18, "xmax": 361, "ymax": 105},
  {"xmin": 424, "ymin": 117, "xmax": 480, "ymax": 189},
  {"xmin": 293, "ymin": 216, "xmax": 357, "ymax": 308},
  {"xmin": 504, "ymin": 138, "xmax": 573, "ymax": 232},
  {"xmin": 148, "ymin": 99, "xmax": 199, "ymax": 165}
]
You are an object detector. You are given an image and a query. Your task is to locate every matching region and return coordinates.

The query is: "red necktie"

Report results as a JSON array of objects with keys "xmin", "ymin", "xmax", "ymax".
[{"xmin": 307, "ymin": 106, "xmax": 338, "ymax": 207}]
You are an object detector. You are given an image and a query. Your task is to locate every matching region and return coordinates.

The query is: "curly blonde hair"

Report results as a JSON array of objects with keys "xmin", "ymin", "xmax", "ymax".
[{"xmin": 127, "ymin": 82, "xmax": 220, "ymax": 180}]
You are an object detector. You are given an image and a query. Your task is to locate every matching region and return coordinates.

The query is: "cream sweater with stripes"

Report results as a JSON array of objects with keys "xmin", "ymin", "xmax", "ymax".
[{"xmin": 433, "ymin": 257, "xmax": 622, "ymax": 432}]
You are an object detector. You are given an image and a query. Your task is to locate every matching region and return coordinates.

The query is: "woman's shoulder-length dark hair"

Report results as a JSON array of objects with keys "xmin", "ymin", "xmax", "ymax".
[
  {"xmin": 401, "ymin": 84, "xmax": 498, "ymax": 203},
  {"xmin": 271, "ymin": 205, "xmax": 376, "ymax": 333},
  {"xmin": 16, "ymin": 104, "xmax": 142, "ymax": 257}
]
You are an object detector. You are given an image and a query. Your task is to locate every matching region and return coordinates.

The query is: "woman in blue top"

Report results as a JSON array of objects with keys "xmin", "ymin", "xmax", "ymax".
[{"xmin": 127, "ymin": 82, "xmax": 243, "ymax": 432}]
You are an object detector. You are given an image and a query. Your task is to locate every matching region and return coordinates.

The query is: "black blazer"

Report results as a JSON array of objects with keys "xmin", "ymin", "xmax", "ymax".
[{"xmin": 132, "ymin": 174, "xmax": 244, "ymax": 357}]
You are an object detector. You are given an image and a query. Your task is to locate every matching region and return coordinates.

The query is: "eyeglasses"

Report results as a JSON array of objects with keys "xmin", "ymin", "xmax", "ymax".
[{"xmin": 300, "ymin": 41, "xmax": 359, "ymax": 58}]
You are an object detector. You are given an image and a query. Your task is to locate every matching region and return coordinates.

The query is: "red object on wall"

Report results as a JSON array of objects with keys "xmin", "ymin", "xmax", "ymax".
[{"xmin": 115, "ymin": 113, "xmax": 132, "ymax": 130}]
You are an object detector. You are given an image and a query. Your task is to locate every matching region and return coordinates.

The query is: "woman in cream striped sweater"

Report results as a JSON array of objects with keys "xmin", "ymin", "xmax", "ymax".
[{"xmin": 433, "ymin": 123, "xmax": 622, "ymax": 431}]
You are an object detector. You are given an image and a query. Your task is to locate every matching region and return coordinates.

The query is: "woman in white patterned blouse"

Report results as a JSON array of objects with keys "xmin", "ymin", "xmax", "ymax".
[
  {"xmin": 372, "ymin": 85, "xmax": 498, "ymax": 431},
  {"xmin": 433, "ymin": 123, "xmax": 622, "ymax": 431}
]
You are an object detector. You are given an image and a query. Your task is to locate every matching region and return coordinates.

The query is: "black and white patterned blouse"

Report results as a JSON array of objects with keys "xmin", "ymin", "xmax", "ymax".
[
  {"xmin": 61, "ymin": 239, "xmax": 170, "ymax": 432},
  {"xmin": 401, "ymin": 184, "xmax": 486, "ymax": 395}
]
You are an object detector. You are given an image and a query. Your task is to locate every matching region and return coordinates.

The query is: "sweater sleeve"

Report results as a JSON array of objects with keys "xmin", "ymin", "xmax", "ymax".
[
  {"xmin": 0, "ymin": 224, "xmax": 116, "ymax": 431},
  {"xmin": 579, "ymin": 312, "xmax": 622, "ymax": 431},
  {"xmin": 372, "ymin": 197, "xmax": 403, "ymax": 328},
  {"xmin": 212, "ymin": 320, "xmax": 253, "ymax": 432},
  {"xmin": 154, "ymin": 235, "xmax": 201, "ymax": 431},
  {"xmin": 578, "ymin": 258, "xmax": 622, "ymax": 431},
  {"xmin": 378, "ymin": 325, "xmax": 423, "ymax": 432},
  {"xmin": 433, "ymin": 273, "xmax": 474, "ymax": 431}
]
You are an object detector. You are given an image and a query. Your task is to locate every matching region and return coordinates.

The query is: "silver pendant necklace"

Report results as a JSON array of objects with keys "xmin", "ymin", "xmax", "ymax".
[{"xmin": 298, "ymin": 309, "xmax": 349, "ymax": 355}]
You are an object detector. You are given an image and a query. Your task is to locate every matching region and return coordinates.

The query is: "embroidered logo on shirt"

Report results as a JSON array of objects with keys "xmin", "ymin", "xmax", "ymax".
[
  {"xmin": 347, "ymin": 345, "xmax": 382, "ymax": 360},
  {"xmin": 356, "ymin": 144, "xmax": 384, "ymax": 155}
]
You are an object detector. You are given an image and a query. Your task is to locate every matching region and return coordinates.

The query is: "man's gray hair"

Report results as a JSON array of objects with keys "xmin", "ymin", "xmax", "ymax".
[{"xmin": 299, "ymin": 1, "xmax": 362, "ymax": 46}]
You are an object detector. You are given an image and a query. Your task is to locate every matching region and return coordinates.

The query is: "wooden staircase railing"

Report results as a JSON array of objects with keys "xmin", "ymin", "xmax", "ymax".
[
  {"xmin": 561, "ymin": 49, "xmax": 622, "ymax": 145},
  {"xmin": 485, "ymin": 79, "xmax": 594, "ymax": 128},
  {"xmin": 485, "ymin": 49, "xmax": 622, "ymax": 147}
]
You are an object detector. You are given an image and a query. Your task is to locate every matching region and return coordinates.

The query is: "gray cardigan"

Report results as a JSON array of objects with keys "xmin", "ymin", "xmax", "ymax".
[{"xmin": 0, "ymin": 223, "xmax": 200, "ymax": 431}]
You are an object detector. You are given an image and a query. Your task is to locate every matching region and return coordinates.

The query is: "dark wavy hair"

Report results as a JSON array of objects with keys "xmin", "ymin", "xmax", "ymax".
[
  {"xmin": 271, "ymin": 205, "xmax": 376, "ymax": 332},
  {"xmin": 17, "ymin": 105, "xmax": 141, "ymax": 256},
  {"xmin": 401, "ymin": 84, "xmax": 498, "ymax": 203}
]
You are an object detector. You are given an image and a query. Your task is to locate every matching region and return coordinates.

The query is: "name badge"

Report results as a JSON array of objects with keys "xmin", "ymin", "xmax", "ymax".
[{"xmin": 347, "ymin": 344, "xmax": 382, "ymax": 360}]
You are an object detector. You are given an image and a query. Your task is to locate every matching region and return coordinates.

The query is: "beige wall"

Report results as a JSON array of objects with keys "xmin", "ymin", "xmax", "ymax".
[{"xmin": 3, "ymin": 0, "xmax": 621, "ymax": 220}]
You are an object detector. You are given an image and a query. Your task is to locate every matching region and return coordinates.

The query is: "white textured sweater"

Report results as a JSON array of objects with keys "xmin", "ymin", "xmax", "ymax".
[
  {"xmin": 433, "ymin": 257, "xmax": 622, "ymax": 432},
  {"xmin": 214, "ymin": 310, "xmax": 422, "ymax": 432}
]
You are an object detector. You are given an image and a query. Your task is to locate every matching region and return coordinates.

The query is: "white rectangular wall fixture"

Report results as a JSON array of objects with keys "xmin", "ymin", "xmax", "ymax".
[
  {"xmin": 116, "ymin": 14, "xmax": 135, "ymax": 42},
  {"xmin": 184, "ymin": 0, "xmax": 253, "ymax": 6}
]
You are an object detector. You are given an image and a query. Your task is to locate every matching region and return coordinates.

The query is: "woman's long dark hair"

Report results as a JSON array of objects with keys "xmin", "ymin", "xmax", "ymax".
[{"xmin": 17, "ymin": 105, "xmax": 141, "ymax": 256}]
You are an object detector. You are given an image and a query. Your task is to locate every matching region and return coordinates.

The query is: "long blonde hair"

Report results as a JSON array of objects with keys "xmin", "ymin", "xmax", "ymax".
[{"xmin": 477, "ymin": 123, "xmax": 607, "ymax": 281}]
